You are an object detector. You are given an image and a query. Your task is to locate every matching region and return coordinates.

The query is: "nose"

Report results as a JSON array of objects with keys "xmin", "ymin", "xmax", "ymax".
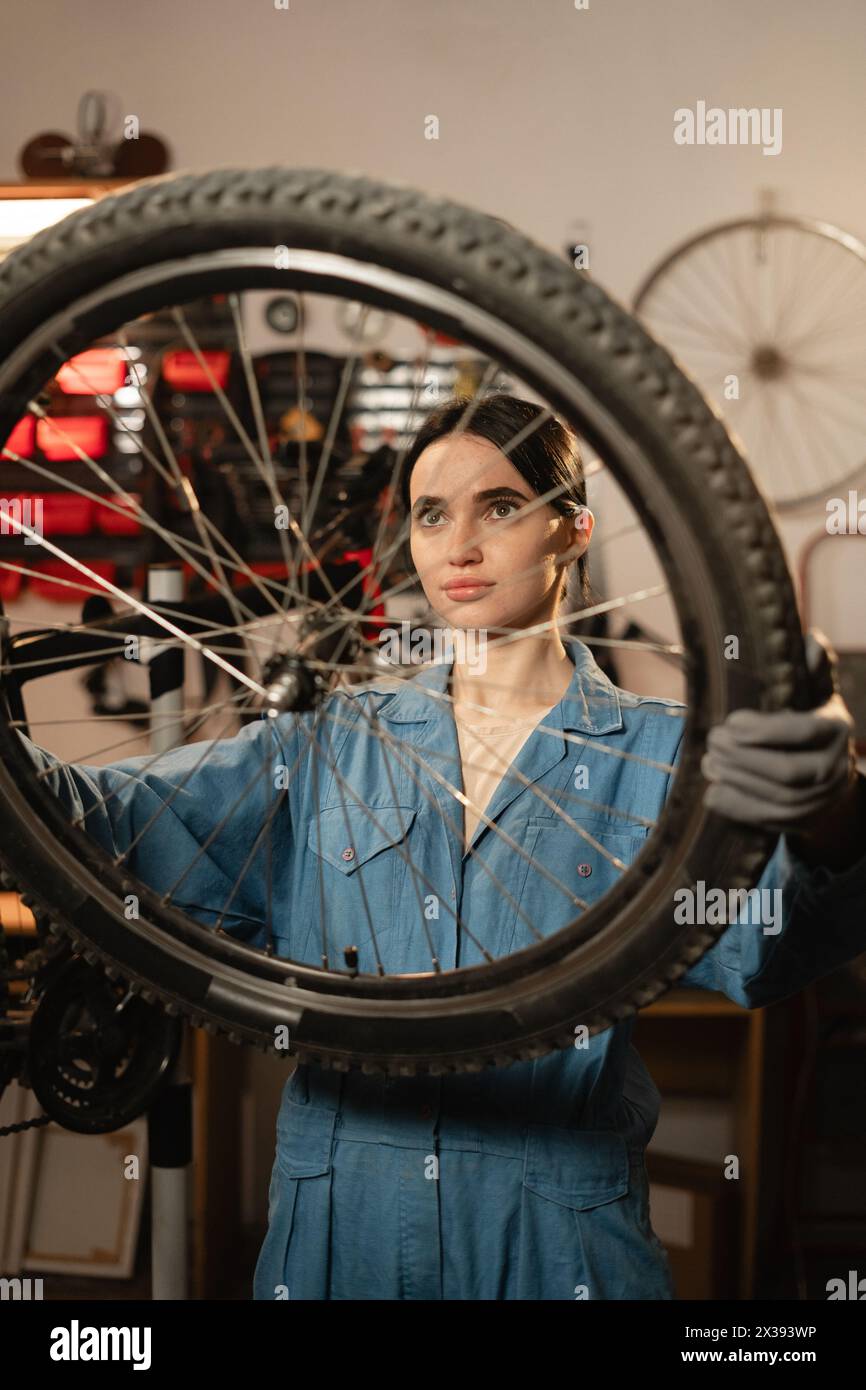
[{"xmin": 446, "ymin": 512, "xmax": 483, "ymax": 566}]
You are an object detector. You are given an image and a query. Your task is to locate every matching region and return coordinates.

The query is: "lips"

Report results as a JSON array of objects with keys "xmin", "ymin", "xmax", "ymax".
[{"xmin": 443, "ymin": 579, "xmax": 493, "ymax": 598}]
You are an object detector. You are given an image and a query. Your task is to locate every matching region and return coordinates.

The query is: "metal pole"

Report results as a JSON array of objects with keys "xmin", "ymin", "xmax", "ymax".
[{"xmin": 143, "ymin": 563, "xmax": 191, "ymax": 1300}]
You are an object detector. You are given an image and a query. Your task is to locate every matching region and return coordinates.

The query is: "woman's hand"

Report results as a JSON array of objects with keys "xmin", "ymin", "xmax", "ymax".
[{"xmin": 701, "ymin": 631, "xmax": 866, "ymax": 872}]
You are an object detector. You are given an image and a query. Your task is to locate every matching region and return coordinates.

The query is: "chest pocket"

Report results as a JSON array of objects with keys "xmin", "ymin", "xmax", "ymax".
[
  {"xmin": 508, "ymin": 821, "xmax": 650, "ymax": 952},
  {"xmin": 307, "ymin": 804, "xmax": 417, "ymax": 874},
  {"xmin": 301, "ymin": 804, "xmax": 418, "ymax": 973}
]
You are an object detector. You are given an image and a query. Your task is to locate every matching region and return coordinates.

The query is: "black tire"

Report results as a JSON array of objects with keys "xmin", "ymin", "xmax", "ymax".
[{"xmin": 0, "ymin": 167, "xmax": 808, "ymax": 1074}]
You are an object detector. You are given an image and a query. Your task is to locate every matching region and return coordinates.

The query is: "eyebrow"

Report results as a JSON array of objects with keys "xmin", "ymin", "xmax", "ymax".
[{"xmin": 411, "ymin": 486, "xmax": 530, "ymax": 514}]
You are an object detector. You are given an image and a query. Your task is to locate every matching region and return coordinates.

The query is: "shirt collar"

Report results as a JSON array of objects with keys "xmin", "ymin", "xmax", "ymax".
[{"xmin": 369, "ymin": 635, "xmax": 623, "ymax": 734}]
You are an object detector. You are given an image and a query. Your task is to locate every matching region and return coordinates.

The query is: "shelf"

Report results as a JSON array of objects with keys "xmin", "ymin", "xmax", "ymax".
[
  {"xmin": 642, "ymin": 988, "xmax": 749, "ymax": 1018},
  {"xmin": 0, "ymin": 181, "xmax": 137, "ymax": 199}
]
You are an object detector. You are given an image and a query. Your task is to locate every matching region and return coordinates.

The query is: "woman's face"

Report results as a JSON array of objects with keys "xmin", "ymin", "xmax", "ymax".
[{"xmin": 408, "ymin": 432, "xmax": 591, "ymax": 631}]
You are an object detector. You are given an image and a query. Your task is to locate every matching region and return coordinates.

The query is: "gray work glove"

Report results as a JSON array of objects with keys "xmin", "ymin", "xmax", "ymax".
[{"xmin": 701, "ymin": 630, "xmax": 859, "ymax": 834}]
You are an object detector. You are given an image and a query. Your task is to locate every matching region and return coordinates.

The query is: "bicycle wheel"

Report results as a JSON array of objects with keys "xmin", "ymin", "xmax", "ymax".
[
  {"xmin": 634, "ymin": 211, "xmax": 866, "ymax": 510},
  {"xmin": 0, "ymin": 167, "xmax": 807, "ymax": 1075}
]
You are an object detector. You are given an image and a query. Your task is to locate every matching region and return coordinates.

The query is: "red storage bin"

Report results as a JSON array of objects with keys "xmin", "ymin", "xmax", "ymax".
[
  {"xmin": 55, "ymin": 349, "xmax": 127, "ymax": 396},
  {"xmin": 3, "ymin": 416, "xmax": 36, "ymax": 458},
  {"xmin": 36, "ymin": 415, "xmax": 109, "ymax": 461},
  {"xmin": 28, "ymin": 559, "xmax": 116, "ymax": 603},
  {"xmin": 341, "ymin": 547, "xmax": 386, "ymax": 640},
  {"xmin": 0, "ymin": 494, "xmax": 41, "ymax": 541},
  {"xmin": 41, "ymin": 493, "xmax": 94, "ymax": 535},
  {"xmin": 225, "ymin": 561, "xmax": 289, "ymax": 593},
  {"xmin": 162, "ymin": 350, "xmax": 231, "ymax": 392},
  {"xmin": 0, "ymin": 566, "xmax": 22, "ymax": 601},
  {"xmin": 94, "ymin": 492, "xmax": 142, "ymax": 535},
  {"xmin": 1, "ymin": 491, "xmax": 97, "ymax": 536}
]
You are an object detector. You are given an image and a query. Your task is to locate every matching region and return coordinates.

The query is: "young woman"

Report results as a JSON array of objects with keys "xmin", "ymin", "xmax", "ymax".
[{"xmin": 17, "ymin": 393, "xmax": 866, "ymax": 1300}]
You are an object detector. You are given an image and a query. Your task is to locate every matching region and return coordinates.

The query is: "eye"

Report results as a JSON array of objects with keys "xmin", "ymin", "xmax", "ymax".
[
  {"xmin": 488, "ymin": 499, "xmax": 518, "ymax": 519},
  {"xmin": 416, "ymin": 506, "xmax": 445, "ymax": 527}
]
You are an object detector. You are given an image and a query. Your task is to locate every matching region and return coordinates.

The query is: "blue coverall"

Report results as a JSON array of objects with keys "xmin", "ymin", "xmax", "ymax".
[{"xmin": 19, "ymin": 637, "xmax": 866, "ymax": 1299}]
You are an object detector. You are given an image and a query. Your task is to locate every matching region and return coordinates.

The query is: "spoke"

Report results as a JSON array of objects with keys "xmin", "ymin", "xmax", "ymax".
[
  {"xmin": 338, "ymin": 701, "xmax": 592, "ymax": 918},
  {"xmin": 300, "ymin": 704, "xmax": 494, "ymax": 962},
  {"xmin": 788, "ymin": 367, "xmax": 866, "ymax": 438},
  {"xmin": 294, "ymin": 300, "xmax": 312, "ymax": 607},
  {"xmin": 159, "ymin": 721, "xmax": 282, "ymax": 902},
  {"xmin": 308, "ymin": 627, "xmax": 686, "ymax": 679},
  {"xmin": 639, "ymin": 285, "xmax": 749, "ymax": 351},
  {"xmin": 22, "ymin": 396, "xmax": 265, "ymax": 627},
  {"xmin": 777, "ymin": 249, "xmax": 866, "ymax": 355},
  {"xmin": 309, "ymin": 578, "xmax": 681, "ymax": 697},
  {"xmin": 299, "ymin": 330, "xmax": 359, "ymax": 541},
  {"xmin": 2, "ymin": 512, "xmax": 268, "ymax": 699},
  {"xmin": 109, "ymin": 691, "xmax": 261, "ymax": 860},
  {"xmin": 400, "ymin": 676, "xmax": 676, "ymax": 802},
  {"xmin": 562, "ymin": 633, "xmax": 684, "ymax": 656},
  {"xmin": 307, "ymin": 700, "xmax": 330, "ymax": 969},
  {"xmin": 308, "ymin": 568, "xmax": 675, "ymax": 681},
  {"xmin": 49, "ymin": 688, "xmax": 253, "ymax": 819},
  {"xmin": 740, "ymin": 378, "xmax": 804, "ymax": 498},
  {"xmin": 471, "ymin": 585, "xmax": 672, "ymax": 652},
  {"xmin": 790, "ymin": 358, "xmax": 866, "ymax": 386},
  {"xmin": 12, "ymin": 701, "xmax": 235, "ymax": 729},
  {"xmin": 772, "ymin": 226, "xmax": 826, "ymax": 344},
  {"xmin": 645, "ymin": 270, "xmax": 740, "ymax": 352},
  {"xmin": 1, "ymin": 615, "xmax": 137, "ymax": 636},
  {"xmin": 1, "ymin": 441, "xmax": 268, "ymax": 627},
  {"xmin": 317, "ymin": 372, "xmax": 547, "ymax": 617},
  {"xmin": 782, "ymin": 298, "xmax": 866, "ymax": 358},
  {"xmin": 325, "ymin": 699, "xmax": 545, "ymax": 952},
  {"xmin": 226, "ymin": 293, "xmax": 299, "ymax": 663},
  {"xmin": 766, "ymin": 380, "xmax": 819, "ymax": 500},
  {"xmin": 1, "ymin": 638, "xmax": 275, "ymax": 674},
  {"xmin": 786, "ymin": 373, "xmax": 866, "ymax": 495},
  {"xmin": 326, "ymin": 469, "xmax": 588, "ymax": 634},
  {"xmin": 50, "ymin": 334, "xmax": 274, "ymax": 637},
  {"xmin": 364, "ymin": 333, "xmax": 438, "ymax": 593},
  {"xmin": 719, "ymin": 228, "xmax": 765, "ymax": 343},
  {"xmin": 212, "ymin": 759, "xmax": 290, "ymax": 934},
  {"xmin": 365, "ymin": 701, "xmax": 444, "ymax": 971},
  {"xmin": 347, "ymin": 697, "xmax": 614, "ymax": 881},
  {"xmin": 0, "ymin": 568, "xmax": 293, "ymax": 649},
  {"xmin": 781, "ymin": 300, "xmax": 866, "ymax": 358},
  {"xmin": 299, "ymin": 706, "xmax": 386, "ymax": 974},
  {"xmin": 631, "ymin": 315, "xmax": 745, "ymax": 368},
  {"xmin": 699, "ymin": 231, "xmax": 766, "ymax": 345},
  {"xmin": 171, "ymin": 305, "xmax": 343, "ymax": 613},
  {"xmin": 646, "ymin": 261, "xmax": 750, "ymax": 355}
]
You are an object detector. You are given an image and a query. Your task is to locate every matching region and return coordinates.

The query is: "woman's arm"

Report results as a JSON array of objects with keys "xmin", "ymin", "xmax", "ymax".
[
  {"xmin": 13, "ymin": 714, "xmax": 301, "ymax": 948},
  {"xmin": 677, "ymin": 794, "xmax": 866, "ymax": 1007},
  {"xmin": 678, "ymin": 632, "xmax": 866, "ymax": 1006}
]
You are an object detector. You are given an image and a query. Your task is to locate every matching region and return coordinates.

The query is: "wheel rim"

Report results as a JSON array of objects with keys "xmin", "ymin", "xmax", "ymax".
[
  {"xmin": 0, "ymin": 170, "xmax": 805, "ymax": 1071},
  {"xmin": 634, "ymin": 214, "xmax": 866, "ymax": 510}
]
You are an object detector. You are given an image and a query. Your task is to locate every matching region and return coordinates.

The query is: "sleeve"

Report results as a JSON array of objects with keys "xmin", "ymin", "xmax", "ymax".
[
  {"xmin": 13, "ymin": 713, "xmax": 303, "ymax": 949},
  {"xmin": 669, "ymin": 713, "xmax": 866, "ymax": 1007}
]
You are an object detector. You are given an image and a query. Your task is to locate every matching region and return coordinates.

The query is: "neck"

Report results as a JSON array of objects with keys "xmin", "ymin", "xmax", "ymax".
[{"xmin": 449, "ymin": 628, "xmax": 574, "ymax": 720}]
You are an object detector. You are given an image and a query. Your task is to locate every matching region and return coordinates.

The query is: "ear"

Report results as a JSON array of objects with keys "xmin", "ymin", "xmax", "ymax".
[
  {"xmin": 572, "ymin": 506, "xmax": 594, "ymax": 550},
  {"xmin": 556, "ymin": 507, "xmax": 594, "ymax": 564}
]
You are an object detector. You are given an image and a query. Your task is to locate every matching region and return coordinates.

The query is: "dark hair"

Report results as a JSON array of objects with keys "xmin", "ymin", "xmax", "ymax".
[{"xmin": 398, "ymin": 391, "xmax": 591, "ymax": 607}]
